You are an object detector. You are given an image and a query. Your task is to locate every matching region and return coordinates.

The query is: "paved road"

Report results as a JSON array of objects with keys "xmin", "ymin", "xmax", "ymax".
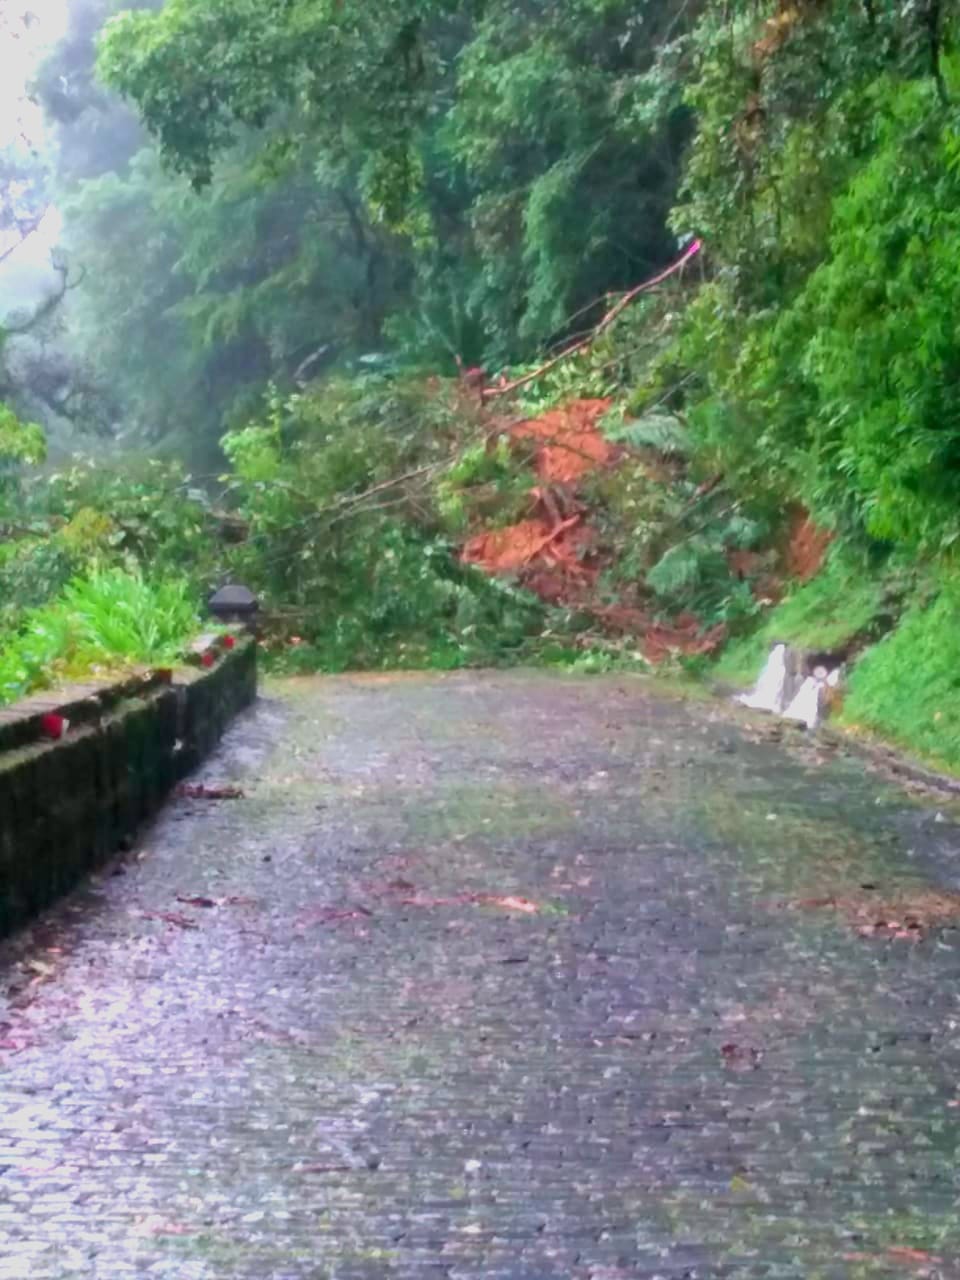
[{"xmin": 2, "ymin": 672, "xmax": 960, "ymax": 1279}]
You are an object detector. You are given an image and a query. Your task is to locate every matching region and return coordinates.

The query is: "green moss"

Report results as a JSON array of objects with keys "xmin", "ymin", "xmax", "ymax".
[
  {"xmin": 840, "ymin": 576, "xmax": 960, "ymax": 769},
  {"xmin": 714, "ymin": 549, "xmax": 890, "ymax": 687}
]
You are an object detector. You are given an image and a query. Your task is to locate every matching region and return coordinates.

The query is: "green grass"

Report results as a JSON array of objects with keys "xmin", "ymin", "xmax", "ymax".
[
  {"xmin": 840, "ymin": 578, "xmax": 960, "ymax": 769},
  {"xmin": 711, "ymin": 545, "xmax": 960, "ymax": 772},
  {"xmin": 714, "ymin": 548, "xmax": 891, "ymax": 687}
]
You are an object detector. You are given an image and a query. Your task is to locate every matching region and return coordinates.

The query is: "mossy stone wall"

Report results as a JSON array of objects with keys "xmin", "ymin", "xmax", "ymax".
[{"xmin": 0, "ymin": 638, "xmax": 256, "ymax": 937}]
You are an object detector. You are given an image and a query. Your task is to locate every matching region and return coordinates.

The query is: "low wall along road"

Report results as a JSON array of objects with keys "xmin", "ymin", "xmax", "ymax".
[{"xmin": 0, "ymin": 635, "xmax": 256, "ymax": 937}]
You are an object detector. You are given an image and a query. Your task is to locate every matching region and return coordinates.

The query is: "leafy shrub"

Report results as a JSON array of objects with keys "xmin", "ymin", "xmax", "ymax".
[
  {"xmin": 435, "ymin": 438, "xmax": 532, "ymax": 533},
  {"xmin": 221, "ymin": 376, "xmax": 546, "ymax": 671},
  {"xmin": 0, "ymin": 538, "xmax": 80, "ymax": 632},
  {"xmin": 42, "ymin": 459, "xmax": 221, "ymax": 585},
  {"xmin": 0, "ymin": 405, "xmax": 45, "ymax": 471}
]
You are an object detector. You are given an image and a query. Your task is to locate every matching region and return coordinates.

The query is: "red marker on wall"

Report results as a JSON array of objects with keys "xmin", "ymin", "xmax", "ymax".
[{"xmin": 40, "ymin": 714, "xmax": 68, "ymax": 741}]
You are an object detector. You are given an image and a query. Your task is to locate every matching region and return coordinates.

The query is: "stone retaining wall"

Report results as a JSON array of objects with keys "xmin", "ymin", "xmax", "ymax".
[{"xmin": 0, "ymin": 636, "xmax": 256, "ymax": 937}]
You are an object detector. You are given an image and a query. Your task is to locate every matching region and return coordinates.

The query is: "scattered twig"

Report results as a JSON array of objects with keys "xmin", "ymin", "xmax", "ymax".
[{"xmin": 520, "ymin": 515, "xmax": 582, "ymax": 565}]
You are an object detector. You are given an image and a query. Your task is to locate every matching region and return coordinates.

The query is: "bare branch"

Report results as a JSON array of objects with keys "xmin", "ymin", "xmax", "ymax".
[
  {"xmin": 5, "ymin": 259, "xmax": 71, "ymax": 336},
  {"xmin": 482, "ymin": 240, "xmax": 703, "ymax": 403},
  {"xmin": 0, "ymin": 211, "xmax": 46, "ymax": 269}
]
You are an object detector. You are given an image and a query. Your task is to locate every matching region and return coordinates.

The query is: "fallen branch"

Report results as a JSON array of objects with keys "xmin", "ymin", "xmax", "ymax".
[
  {"xmin": 521, "ymin": 514, "xmax": 581, "ymax": 565},
  {"xmin": 482, "ymin": 240, "xmax": 702, "ymax": 403}
]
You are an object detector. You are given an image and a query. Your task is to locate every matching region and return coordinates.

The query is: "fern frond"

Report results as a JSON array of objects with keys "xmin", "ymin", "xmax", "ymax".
[{"xmin": 608, "ymin": 413, "xmax": 690, "ymax": 456}]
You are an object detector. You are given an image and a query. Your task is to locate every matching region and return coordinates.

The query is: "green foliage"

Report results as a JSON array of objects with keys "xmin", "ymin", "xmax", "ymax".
[
  {"xmin": 841, "ymin": 575, "xmax": 960, "ymax": 769},
  {"xmin": 776, "ymin": 75, "xmax": 960, "ymax": 548},
  {"xmin": 435, "ymin": 438, "xmax": 530, "ymax": 533},
  {"xmin": 219, "ymin": 376, "xmax": 546, "ymax": 671},
  {"xmin": 42, "ymin": 458, "xmax": 221, "ymax": 581},
  {"xmin": 59, "ymin": 566, "xmax": 199, "ymax": 662},
  {"xmin": 666, "ymin": 4, "xmax": 960, "ymax": 557},
  {"xmin": 443, "ymin": 0, "xmax": 690, "ymax": 350},
  {"xmin": 13, "ymin": 0, "xmax": 960, "ymax": 720},
  {"xmin": 59, "ymin": 139, "xmax": 396, "ymax": 457},
  {"xmin": 607, "ymin": 412, "xmax": 691, "ymax": 457},
  {"xmin": 0, "ymin": 567, "xmax": 199, "ymax": 705},
  {"xmin": 714, "ymin": 548, "xmax": 895, "ymax": 686},
  {"xmin": 647, "ymin": 541, "xmax": 725, "ymax": 599},
  {"xmin": 643, "ymin": 508, "xmax": 766, "ymax": 626},
  {"xmin": 0, "ymin": 406, "xmax": 45, "ymax": 467},
  {"xmin": 0, "ymin": 453, "xmax": 221, "ymax": 656},
  {"xmin": 0, "ymin": 405, "xmax": 46, "ymax": 518},
  {"xmin": 0, "ymin": 538, "xmax": 80, "ymax": 634},
  {"xmin": 95, "ymin": 0, "xmax": 694, "ymax": 369}
]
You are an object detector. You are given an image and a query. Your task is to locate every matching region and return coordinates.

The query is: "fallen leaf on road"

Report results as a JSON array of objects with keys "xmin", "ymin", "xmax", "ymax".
[
  {"xmin": 786, "ymin": 887, "xmax": 960, "ymax": 940},
  {"xmin": 295, "ymin": 905, "xmax": 373, "ymax": 928},
  {"xmin": 135, "ymin": 1218, "xmax": 196, "ymax": 1237},
  {"xmin": 399, "ymin": 893, "xmax": 474, "ymax": 908},
  {"xmin": 177, "ymin": 895, "xmax": 217, "ymax": 909},
  {"xmin": 721, "ymin": 1042, "xmax": 763, "ymax": 1070},
  {"xmin": 480, "ymin": 895, "xmax": 539, "ymax": 914},
  {"xmin": 294, "ymin": 1162, "xmax": 351, "ymax": 1174},
  {"xmin": 395, "ymin": 890, "xmax": 540, "ymax": 912},
  {"xmin": 141, "ymin": 911, "xmax": 199, "ymax": 931},
  {"xmin": 843, "ymin": 1248, "xmax": 943, "ymax": 1268},
  {"xmin": 177, "ymin": 783, "xmax": 244, "ymax": 800},
  {"xmin": 887, "ymin": 1246, "xmax": 943, "ymax": 1265}
]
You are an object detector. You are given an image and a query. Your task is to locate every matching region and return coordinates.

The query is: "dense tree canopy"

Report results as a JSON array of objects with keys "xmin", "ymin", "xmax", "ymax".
[
  {"xmin": 2, "ymin": 0, "xmax": 960, "ymax": 702},
  {"xmin": 95, "ymin": 0, "xmax": 697, "ymax": 368}
]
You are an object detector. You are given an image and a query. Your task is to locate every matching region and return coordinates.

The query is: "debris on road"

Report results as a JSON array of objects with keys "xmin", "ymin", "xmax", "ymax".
[{"xmin": 177, "ymin": 782, "xmax": 245, "ymax": 800}]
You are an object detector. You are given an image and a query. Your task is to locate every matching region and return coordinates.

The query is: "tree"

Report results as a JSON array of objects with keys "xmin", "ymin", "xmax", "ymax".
[
  {"xmin": 97, "ymin": 0, "xmax": 699, "ymax": 361},
  {"xmin": 58, "ymin": 138, "xmax": 402, "ymax": 456}
]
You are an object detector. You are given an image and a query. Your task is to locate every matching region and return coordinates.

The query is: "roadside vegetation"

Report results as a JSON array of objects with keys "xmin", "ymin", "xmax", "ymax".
[{"xmin": 2, "ymin": 0, "xmax": 960, "ymax": 764}]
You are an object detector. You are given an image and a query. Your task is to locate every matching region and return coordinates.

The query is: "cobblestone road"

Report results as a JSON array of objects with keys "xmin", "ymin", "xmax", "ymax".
[{"xmin": 3, "ymin": 672, "xmax": 960, "ymax": 1278}]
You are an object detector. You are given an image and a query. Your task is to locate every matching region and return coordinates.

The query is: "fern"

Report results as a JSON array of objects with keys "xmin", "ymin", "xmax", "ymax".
[
  {"xmin": 646, "ymin": 542, "xmax": 706, "ymax": 596},
  {"xmin": 608, "ymin": 413, "xmax": 691, "ymax": 457},
  {"xmin": 718, "ymin": 513, "xmax": 765, "ymax": 550}
]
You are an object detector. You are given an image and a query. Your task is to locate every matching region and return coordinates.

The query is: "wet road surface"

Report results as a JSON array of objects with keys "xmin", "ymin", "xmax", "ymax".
[{"xmin": 2, "ymin": 671, "xmax": 960, "ymax": 1278}]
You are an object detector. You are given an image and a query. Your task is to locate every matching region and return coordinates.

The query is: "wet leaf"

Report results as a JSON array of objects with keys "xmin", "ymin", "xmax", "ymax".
[
  {"xmin": 721, "ymin": 1042, "xmax": 762, "ymax": 1070},
  {"xmin": 481, "ymin": 895, "xmax": 539, "ymax": 914},
  {"xmin": 177, "ymin": 783, "xmax": 244, "ymax": 800},
  {"xmin": 141, "ymin": 911, "xmax": 199, "ymax": 930},
  {"xmin": 295, "ymin": 905, "xmax": 373, "ymax": 928},
  {"xmin": 886, "ymin": 1246, "xmax": 943, "ymax": 1265}
]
